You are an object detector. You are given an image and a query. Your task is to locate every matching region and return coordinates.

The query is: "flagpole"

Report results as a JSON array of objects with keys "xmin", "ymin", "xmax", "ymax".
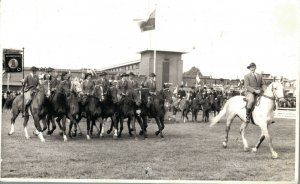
[
  {"xmin": 153, "ymin": 4, "xmax": 157, "ymax": 74},
  {"xmin": 22, "ymin": 47, "xmax": 25, "ymax": 117}
]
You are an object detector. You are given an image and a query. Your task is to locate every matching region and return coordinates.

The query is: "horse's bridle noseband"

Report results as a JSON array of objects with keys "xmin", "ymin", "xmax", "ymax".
[{"xmin": 261, "ymin": 83, "xmax": 281, "ymax": 102}]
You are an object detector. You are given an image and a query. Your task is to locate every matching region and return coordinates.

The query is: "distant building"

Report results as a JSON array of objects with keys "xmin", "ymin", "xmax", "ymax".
[{"xmin": 102, "ymin": 49, "xmax": 186, "ymax": 90}]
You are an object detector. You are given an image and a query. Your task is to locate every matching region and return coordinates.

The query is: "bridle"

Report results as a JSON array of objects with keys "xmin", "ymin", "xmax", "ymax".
[{"xmin": 261, "ymin": 83, "xmax": 282, "ymax": 102}]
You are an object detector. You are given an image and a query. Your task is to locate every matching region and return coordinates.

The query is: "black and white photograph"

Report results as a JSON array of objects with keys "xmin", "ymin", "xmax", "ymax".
[{"xmin": 0, "ymin": 0, "xmax": 298, "ymax": 183}]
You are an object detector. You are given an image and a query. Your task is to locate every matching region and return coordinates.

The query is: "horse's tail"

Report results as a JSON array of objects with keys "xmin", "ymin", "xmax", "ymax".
[{"xmin": 210, "ymin": 100, "xmax": 228, "ymax": 127}]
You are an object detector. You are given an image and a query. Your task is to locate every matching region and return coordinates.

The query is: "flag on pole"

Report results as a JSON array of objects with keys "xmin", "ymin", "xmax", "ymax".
[{"xmin": 139, "ymin": 9, "xmax": 155, "ymax": 32}]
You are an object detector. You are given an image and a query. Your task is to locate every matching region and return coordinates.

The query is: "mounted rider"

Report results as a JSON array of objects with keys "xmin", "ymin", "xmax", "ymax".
[
  {"xmin": 80, "ymin": 72, "xmax": 95, "ymax": 105},
  {"xmin": 21, "ymin": 66, "xmax": 40, "ymax": 116},
  {"xmin": 127, "ymin": 72, "xmax": 139, "ymax": 100},
  {"xmin": 244, "ymin": 62, "xmax": 266, "ymax": 123},
  {"xmin": 56, "ymin": 71, "xmax": 72, "ymax": 96},
  {"xmin": 173, "ymin": 84, "xmax": 186, "ymax": 109},
  {"xmin": 144, "ymin": 73, "xmax": 157, "ymax": 95},
  {"xmin": 117, "ymin": 73, "xmax": 129, "ymax": 102},
  {"xmin": 127, "ymin": 72, "xmax": 139, "ymax": 90},
  {"xmin": 95, "ymin": 71, "xmax": 110, "ymax": 95},
  {"xmin": 190, "ymin": 86, "xmax": 197, "ymax": 100}
]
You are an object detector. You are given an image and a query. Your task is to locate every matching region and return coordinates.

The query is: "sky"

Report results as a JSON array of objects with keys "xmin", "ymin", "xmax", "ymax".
[{"xmin": 1, "ymin": 0, "xmax": 299, "ymax": 79}]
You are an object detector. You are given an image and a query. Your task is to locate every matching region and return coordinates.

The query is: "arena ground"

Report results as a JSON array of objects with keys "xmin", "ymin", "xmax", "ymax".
[{"xmin": 0, "ymin": 111, "xmax": 297, "ymax": 182}]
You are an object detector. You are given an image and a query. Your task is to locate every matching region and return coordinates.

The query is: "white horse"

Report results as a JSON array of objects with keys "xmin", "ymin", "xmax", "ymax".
[{"xmin": 210, "ymin": 81, "xmax": 285, "ymax": 159}]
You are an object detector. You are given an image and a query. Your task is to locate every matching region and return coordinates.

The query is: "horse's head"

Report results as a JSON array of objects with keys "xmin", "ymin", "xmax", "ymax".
[
  {"xmin": 71, "ymin": 80, "xmax": 82, "ymax": 95},
  {"xmin": 127, "ymin": 89, "xmax": 141, "ymax": 106},
  {"xmin": 107, "ymin": 87, "xmax": 119, "ymax": 104},
  {"xmin": 265, "ymin": 81, "xmax": 285, "ymax": 102}
]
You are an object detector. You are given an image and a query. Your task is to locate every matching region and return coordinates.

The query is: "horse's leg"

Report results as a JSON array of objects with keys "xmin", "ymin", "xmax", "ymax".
[
  {"xmin": 185, "ymin": 109, "xmax": 189, "ymax": 122},
  {"xmin": 32, "ymin": 111, "xmax": 45, "ymax": 142},
  {"xmin": 61, "ymin": 115, "xmax": 67, "ymax": 142},
  {"xmin": 223, "ymin": 114, "xmax": 235, "ymax": 148},
  {"xmin": 86, "ymin": 116, "xmax": 91, "ymax": 140},
  {"xmin": 8, "ymin": 109, "xmax": 19, "ymax": 135},
  {"xmin": 41, "ymin": 116, "xmax": 48, "ymax": 132},
  {"xmin": 142, "ymin": 116, "xmax": 148, "ymax": 138},
  {"xmin": 112, "ymin": 115, "xmax": 118, "ymax": 139},
  {"xmin": 127, "ymin": 117, "xmax": 133, "ymax": 136},
  {"xmin": 107, "ymin": 120, "xmax": 113, "ymax": 134},
  {"xmin": 23, "ymin": 115, "xmax": 30, "ymax": 139},
  {"xmin": 118, "ymin": 117, "xmax": 124, "ymax": 138},
  {"xmin": 48, "ymin": 116, "xmax": 57, "ymax": 135},
  {"xmin": 182, "ymin": 110, "xmax": 186, "ymax": 123},
  {"xmin": 136, "ymin": 115, "xmax": 144, "ymax": 136},
  {"xmin": 68, "ymin": 119, "xmax": 73, "ymax": 138},
  {"xmin": 132, "ymin": 115, "xmax": 137, "ymax": 140},
  {"xmin": 159, "ymin": 116, "xmax": 165, "ymax": 138},
  {"xmin": 155, "ymin": 117, "xmax": 161, "ymax": 136},
  {"xmin": 240, "ymin": 121, "xmax": 249, "ymax": 151},
  {"xmin": 261, "ymin": 124, "xmax": 278, "ymax": 159},
  {"xmin": 252, "ymin": 131, "xmax": 265, "ymax": 153},
  {"xmin": 97, "ymin": 117, "xmax": 104, "ymax": 137}
]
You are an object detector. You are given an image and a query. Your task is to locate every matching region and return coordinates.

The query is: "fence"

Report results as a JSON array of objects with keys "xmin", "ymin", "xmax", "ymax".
[{"xmin": 274, "ymin": 108, "xmax": 297, "ymax": 119}]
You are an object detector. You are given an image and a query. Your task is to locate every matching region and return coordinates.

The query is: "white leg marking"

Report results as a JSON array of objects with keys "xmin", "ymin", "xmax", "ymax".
[
  {"xmin": 63, "ymin": 135, "xmax": 68, "ymax": 142},
  {"xmin": 24, "ymin": 127, "xmax": 30, "ymax": 139},
  {"xmin": 9, "ymin": 124, "xmax": 15, "ymax": 135},
  {"xmin": 38, "ymin": 132, "xmax": 45, "ymax": 142},
  {"xmin": 86, "ymin": 134, "xmax": 91, "ymax": 140}
]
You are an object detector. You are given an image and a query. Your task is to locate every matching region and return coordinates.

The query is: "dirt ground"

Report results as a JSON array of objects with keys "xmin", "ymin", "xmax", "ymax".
[{"xmin": 0, "ymin": 111, "xmax": 296, "ymax": 182}]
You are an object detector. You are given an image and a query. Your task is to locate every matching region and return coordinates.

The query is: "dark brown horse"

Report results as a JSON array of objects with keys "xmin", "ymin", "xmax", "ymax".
[
  {"xmin": 117, "ymin": 89, "xmax": 141, "ymax": 138},
  {"xmin": 47, "ymin": 87, "xmax": 68, "ymax": 141},
  {"xmin": 147, "ymin": 89, "xmax": 172, "ymax": 138}
]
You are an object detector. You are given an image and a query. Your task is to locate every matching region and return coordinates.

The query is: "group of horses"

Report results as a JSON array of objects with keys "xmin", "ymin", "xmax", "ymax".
[
  {"xmin": 170, "ymin": 90, "xmax": 226, "ymax": 123},
  {"xmin": 6, "ymin": 79, "xmax": 174, "ymax": 142},
  {"xmin": 4, "ymin": 78, "xmax": 287, "ymax": 158}
]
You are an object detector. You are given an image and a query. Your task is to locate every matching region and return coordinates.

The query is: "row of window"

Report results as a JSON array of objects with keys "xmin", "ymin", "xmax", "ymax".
[{"xmin": 108, "ymin": 63, "xmax": 139, "ymax": 72}]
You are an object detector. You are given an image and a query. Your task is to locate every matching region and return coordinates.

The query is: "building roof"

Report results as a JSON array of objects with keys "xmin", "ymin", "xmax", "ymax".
[
  {"xmin": 101, "ymin": 59, "xmax": 141, "ymax": 70},
  {"xmin": 138, "ymin": 49, "xmax": 187, "ymax": 54}
]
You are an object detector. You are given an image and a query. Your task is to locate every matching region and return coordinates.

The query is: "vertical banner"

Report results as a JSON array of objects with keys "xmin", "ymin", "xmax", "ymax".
[{"xmin": 4, "ymin": 54, "xmax": 23, "ymax": 73}]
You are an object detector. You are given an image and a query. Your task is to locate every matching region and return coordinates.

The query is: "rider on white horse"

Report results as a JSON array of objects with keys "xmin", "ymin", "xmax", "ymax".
[{"xmin": 244, "ymin": 62, "xmax": 266, "ymax": 123}]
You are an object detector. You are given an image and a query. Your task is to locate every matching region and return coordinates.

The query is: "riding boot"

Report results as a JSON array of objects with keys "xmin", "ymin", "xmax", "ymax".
[{"xmin": 246, "ymin": 108, "xmax": 251, "ymax": 123}]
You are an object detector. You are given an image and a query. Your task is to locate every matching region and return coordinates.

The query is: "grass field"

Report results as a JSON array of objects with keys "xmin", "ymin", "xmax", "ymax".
[{"xmin": 0, "ymin": 111, "xmax": 297, "ymax": 181}]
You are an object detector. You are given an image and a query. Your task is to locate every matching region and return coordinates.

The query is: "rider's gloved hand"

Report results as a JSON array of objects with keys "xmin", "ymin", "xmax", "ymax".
[{"xmin": 255, "ymin": 89, "xmax": 261, "ymax": 94}]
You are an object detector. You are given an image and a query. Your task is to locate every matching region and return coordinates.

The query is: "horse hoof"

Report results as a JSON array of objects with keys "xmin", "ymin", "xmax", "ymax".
[
  {"xmin": 139, "ymin": 130, "xmax": 144, "ymax": 136},
  {"xmin": 272, "ymin": 152, "xmax": 279, "ymax": 159},
  {"xmin": 86, "ymin": 135, "xmax": 91, "ymax": 140},
  {"xmin": 41, "ymin": 139, "xmax": 45, "ymax": 143},
  {"xmin": 252, "ymin": 148, "xmax": 257, "ymax": 153},
  {"xmin": 107, "ymin": 130, "xmax": 112, "ymax": 134},
  {"xmin": 59, "ymin": 132, "xmax": 63, "ymax": 136},
  {"xmin": 222, "ymin": 142, "xmax": 227, "ymax": 148},
  {"xmin": 78, "ymin": 132, "xmax": 83, "ymax": 136},
  {"xmin": 25, "ymin": 136, "xmax": 30, "ymax": 139},
  {"xmin": 155, "ymin": 131, "xmax": 160, "ymax": 136},
  {"xmin": 72, "ymin": 132, "xmax": 77, "ymax": 137},
  {"xmin": 244, "ymin": 147, "xmax": 250, "ymax": 152},
  {"xmin": 8, "ymin": 132, "xmax": 14, "ymax": 136}
]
